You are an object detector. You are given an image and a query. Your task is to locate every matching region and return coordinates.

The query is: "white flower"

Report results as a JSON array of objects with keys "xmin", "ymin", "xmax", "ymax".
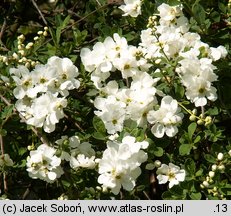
[
  {"xmin": 157, "ymin": 3, "xmax": 182, "ymax": 25},
  {"xmin": 10, "ymin": 66, "xmax": 36, "ymax": 99},
  {"xmin": 26, "ymin": 144, "xmax": 64, "ymax": 183},
  {"xmin": 0, "ymin": 154, "xmax": 14, "ymax": 167},
  {"xmin": 55, "ymin": 135, "xmax": 96, "ymax": 169},
  {"xmin": 47, "ymin": 56, "xmax": 80, "ymax": 96},
  {"xmin": 94, "ymin": 96, "xmax": 126, "ymax": 134},
  {"xmin": 184, "ymin": 77, "xmax": 217, "ymax": 107},
  {"xmin": 97, "ymin": 135, "xmax": 149, "ymax": 194},
  {"xmin": 147, "ymin": 96, "xmax": 183, "ymax": 138},
  {"xmin": 156, "ymin": 163, "xmax": 186, "ymax": 188},
  {"xmin": 119, "ymin": 0, "xmax": 142, "ymax": 18},
  {"xmin": 70, "ymin": 154, "xmax": 96, "ymax": 169},
  {"xmin": 26, "ymin": 92, "xmax": 67, "ymax": 133},
  {"xmin": 209, "ymin": 45, "xmax": 228, "ymax": 61}
]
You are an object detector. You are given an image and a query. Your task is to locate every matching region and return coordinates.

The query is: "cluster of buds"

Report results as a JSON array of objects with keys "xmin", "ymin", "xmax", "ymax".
[
  {"xmin": 0, "ymin": 27, "xmax": 49, "ymax": 68},
  {"xmin": 147, "ymin": 15, "xmax": 157, "ymax": 29},
  {"xmin": 200, "ymin": 152, "xmax": 227, "ymax": 199},
  {"xmin": 189, "ymin": 109, "xmax": 212, "ymax": 127},
  {"xmin": 57, "ymin": 194, "xmax": 68, "ymax": 200}
]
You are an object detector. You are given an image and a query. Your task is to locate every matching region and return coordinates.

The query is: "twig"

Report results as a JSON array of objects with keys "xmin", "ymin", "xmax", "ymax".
[
  {"xmin": 0, "ymin": 94, "xmax": 50, "ymax": 145},
  {"xmin": 0, "ymin": 134, "xmax": 4, "ymax": 156},
  {"xmin": 31, "ymin": 0, "xmax": 48, "ymax": 26},
  {"xmin": 64, "ymin": 113, "xmax": 84, "ymax": 132},
  {"xmin": 95, "ymin": 0, "xmax": 102, "ymax": 6},
  {"xmin": 22, "ymin": 183, "xmax": 31, "ymax": 200},
  {"xmin": 0, "ymin": 18, "xmax": 7, "ymax": 42},
  {"xmin": 143, "ymin": 191, "xmax": 151, "ymax": 200},
  {"xmin": 201, "ymin": 106, "xmax": 205, "ymax": 118},
  {"xmin": 0, "ymin": 134, "xmax": 8, "ymax": 193}
]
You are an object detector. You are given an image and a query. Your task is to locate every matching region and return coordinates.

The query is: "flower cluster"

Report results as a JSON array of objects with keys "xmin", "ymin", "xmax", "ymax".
[
  {"xmin": 55, "ymin": 135, "xmax": 96, "ymax": 170},
  {"xmin": 11, "ymin": 56, "xmax": 80, "ymax": 133},
  {"xmin": 26, "ymin": 144, "xmax": 64, "ymax": 183},
  {"xmin": 98, "ymin": 135, "xmax": 149, "ymax": 194},
  {"xmin": 81, "ymin": 33, "xmax": 162, "ymax": 135},
  {"xmin": 140, "ymin": 3, "xmax": 227, "ymax": 107}
]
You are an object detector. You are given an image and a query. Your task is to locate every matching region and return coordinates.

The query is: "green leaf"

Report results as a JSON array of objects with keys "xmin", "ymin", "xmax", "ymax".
[
  {"xmin": 174, "ymin": 83, "xmax": 185, "ymax": 99},
  {"xmin": 190, "ymin": 192, "xmax": 202, "ymax": 200},
  {"xmin": 1, "ymin": 105, "xmax": 14, "ymax": 120},
  {"xmin": 204, "ymin": 154, "xmax": 216, "ymax": 163},
  {"xmin": 0, "ymin": 128, "xmax": 7, "ymax": 136},
  {"xmin": 92, "ymin": 132, "xmax": 106, "ymax": 141},
  {"xmin": 185, "ymin": 158, "xmax": 196, "ymax": 175},
  {"xmin": 153, "ymin": 146, "xmax": 164, "ymax": 157},
  {"xmin": 56, "ymin": 15, "xmax": 71, "ymax": 45},
  {"xmin": 188, "ymin": 122, "xmax": 197, "ymax": 140},
  {"xmin": 192, "ymin": 3, "xmax": 206, "ymax": 24},
  {"xmin": 179, "ymin": 144, "xmax": 193, "ymax": 156},
  {"xmin": 92, "ymin": 116, "xmax": 106, "ymax": 133},
  {"xmin": 195, "ymin": 168, "xmax": 203, "ymax": 177}
]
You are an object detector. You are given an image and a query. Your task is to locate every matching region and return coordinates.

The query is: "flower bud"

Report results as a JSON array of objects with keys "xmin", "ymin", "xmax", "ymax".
[
  {"xmin": 209, "ymin": 171, "xmax": 215, "ymax": 178},
  {"xmin": 229, "ymin": 150, "xmax": 231, "ymax": 157},
  {"xmin": 200, "ymin": 184, "xmax": 205, "ymax": 189},
  {"xmin": 37, "ymin": 31, "xmax": 43, "ymax": 35},
  {"xmin": 202, "ymin": 181, "xmax": 209, "ymax": 187},
  {"xmin": 189, "ymin": 115, "xmax": 196, "ymax": 121},
  {"xmin": 43, "ymin": 31, "xmax": 48, "ymax": 37},
  {"xmin": 34, "ymin": 36, "xmax": 39, "ymax": 41},
  {"xmin": 197, "ymin": 119, "xmax": 204, "ymax": 125},
  {"xmin": 155, "ymin": 59, "xmax": 161, "ymax": 64},
  {"xmin": 218, "ymin": 164, "xmax": 225, "ymax": 171},
  {"xmin": 192, "ymin": 109, "xmax": 197, "ymax": 115},
  {"xmin": 211, "ymin": 164, "xmax": 217, "ymax": 171},
  {"xmin": 217, "ymin": 153, "xmax": 224, "ymax": 161},
  {"xmin": 12, "ymin": 52, "xmax": 19, "ymax": 60},
  {"xmin": 154, "ymin": 160, "xmax": 161, "ymax": 168},
  {"xmin": 25, "ymin": 62, "xmax": 30, "ymax": 68}
]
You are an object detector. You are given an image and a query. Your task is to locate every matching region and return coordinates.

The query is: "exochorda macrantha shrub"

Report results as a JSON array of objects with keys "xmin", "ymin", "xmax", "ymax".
[{"xmin": 1, "ymin": 1, "xmax": 230, "ymax": 199}]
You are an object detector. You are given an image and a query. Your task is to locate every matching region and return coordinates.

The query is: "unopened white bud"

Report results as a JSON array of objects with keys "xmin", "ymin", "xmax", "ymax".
[
  {"xmin": 211, "ymin": 164, "xmax": 217, "ymax": 171},
  {"xmin": 2, "ymin": 56, "xmax": 8, "ymax": 63},
  {"xmin": 12, "ymin": 52, "xmax": 19, "ymax": 60},
  {"xmin": 25, "ymin": 62, "xmax": 30, "ymax": 68},
  {"xmin": 218, "ymin": 164, "xmax": 225, "ymax": 171},
  {"xmin": 18, "ymin": 34, "xmax": 25, "ymax": 41},
  {"xmin": 197, "ymin": 119, "xmax": 204, "ymax": 125},
  {"xmin": 18, "ymin": 50, "xmax": 25, "ymax": 56},
  {"xmin": 44, "ymin": 26, "xmax": 48, "ymax": 31},
  {"xmin": 209, "ymin": 171, "xmax": 215, "ymax": 178},
  {"xmin": 192, "ymin": 109, "xmax": 197, "ymax": 115},
  {"xmin": 34, "ymin": 36, "xmax": 39, "ymax": 41},
  {"xmin": 200, "ymin": 184, "xmax": 205, "ymax": 189},
  {"xmin": 189, "ymin": 115, "xmax": 196, "ymax": 121},
  {"xmin": 26, "ymin": 42, "xmax": 33, "ymax": 49},
  {"xmin": 202, "ymin": 181, "xmax": 209, "ymax": 187},
  {"xmin": 155, "ymin": 59, "xmax": 161, "ymax": 64},
  {"xmin": 229, "ymin": 150, "xmax": 231, "ymax": 157},
  {"xmin": 31, "ymin": 61, "xmax": 36, "ymax": 67},
  {"xmin": 217, "ymin": 153, "xmax": 224, "ymax": 161},
  {"xmin": 37, "ymin": 31, "xmax": 43, "ymax": 35},
  {"xmin": 43, "ymin": 31, "xmax": 48, "ymax": 36},
  {"xmin": 154, "ymin": 160, "xmax": 161, "ymax": 168}
]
